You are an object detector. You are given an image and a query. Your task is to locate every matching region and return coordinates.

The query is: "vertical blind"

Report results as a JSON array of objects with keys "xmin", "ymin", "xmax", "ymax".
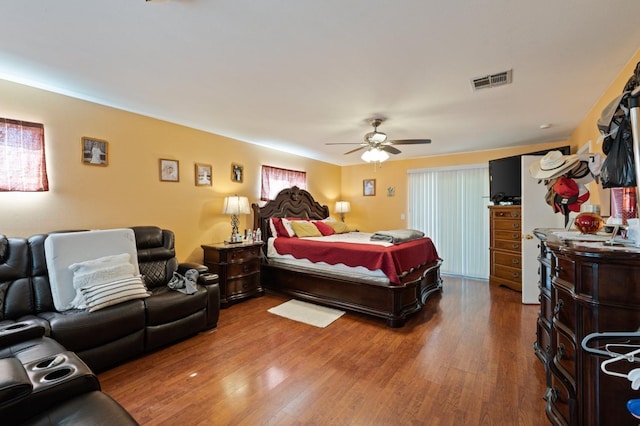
[{"xmin": 408, "ymin": 164, "xmax": 489, "ymax": 279}]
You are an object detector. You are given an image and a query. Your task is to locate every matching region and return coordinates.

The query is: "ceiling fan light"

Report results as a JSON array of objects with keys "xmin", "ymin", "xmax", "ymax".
[
  {"xmin": 361, "ymin": 149, "xmax": 374, "ymax": 163},
  {"xmin": 361, "ymin": 148, "xmax": 389, "ymax": 163}
]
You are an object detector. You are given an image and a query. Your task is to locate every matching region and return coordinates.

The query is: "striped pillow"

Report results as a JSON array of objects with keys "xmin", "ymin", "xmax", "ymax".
[{"xmin": 80, "ymin": 276, "xmax": 150, "ymax": 312}]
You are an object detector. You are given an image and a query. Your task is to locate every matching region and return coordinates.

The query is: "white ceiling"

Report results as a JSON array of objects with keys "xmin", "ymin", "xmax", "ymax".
[{"xmin": 2, "ymin": 1, "xmax": 639, "ymax": 166}]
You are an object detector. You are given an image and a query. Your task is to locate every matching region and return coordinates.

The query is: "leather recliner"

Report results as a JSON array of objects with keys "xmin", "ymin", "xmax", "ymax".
[{"xmin": 131, "ymin": 226, "xmax": 220, "ymax": 351}]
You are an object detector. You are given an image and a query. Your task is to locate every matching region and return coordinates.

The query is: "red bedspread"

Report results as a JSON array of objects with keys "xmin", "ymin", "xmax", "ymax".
[{"xmin": 272, "ymin": 237, "xmax": 440, "ymax": 285}]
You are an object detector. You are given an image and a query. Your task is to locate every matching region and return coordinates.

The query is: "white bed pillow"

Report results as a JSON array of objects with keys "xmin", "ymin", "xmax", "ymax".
[
  {"xmin": 68, "ymin": 253, "xmax": 135, "ymax": 309},
  {"xmin": 280, "ymin": 218, "xmax": 297, "ymax": 237},
  {"xmin": 44, "ymin": 229, "xmax": 140, "ymax": 311}
]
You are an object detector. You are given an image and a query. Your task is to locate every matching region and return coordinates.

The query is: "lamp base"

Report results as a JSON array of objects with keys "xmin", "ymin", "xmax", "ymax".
[{"xmin": 224, "ymin": 240, "xmax": 244, "ymax": 245}]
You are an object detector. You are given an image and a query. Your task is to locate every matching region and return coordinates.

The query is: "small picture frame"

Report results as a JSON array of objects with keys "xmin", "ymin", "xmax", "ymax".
[
  {"xmin": 387, "ymin": 186, "xmax": 395, "ymax": 197},
  {"xmin": 81, "ymin": 137, "xmax": 108, "ymax": 166},
  {"xmin": 231, "ymin": 163, "xmax": 244, "ymax": 183},
  {"xmin": 363, "ymin": 179, "xmax": 376, "ymax": 196},
  {"xmin": 195, "ymin": 163, "xmax": 212, "ymax": 186},
  {"xmin": 159, "ymin": 159, "xmax": 179, "ymax": 182}
]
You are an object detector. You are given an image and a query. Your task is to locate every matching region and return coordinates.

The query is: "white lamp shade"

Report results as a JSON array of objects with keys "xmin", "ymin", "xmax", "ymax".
[
  {"xmin": 335, "ymin": 201, "xmax": 351, "ymax": 214},
  {"xmin": 222, "ymin": 195, "xmax": 251, "ymax": 215}
]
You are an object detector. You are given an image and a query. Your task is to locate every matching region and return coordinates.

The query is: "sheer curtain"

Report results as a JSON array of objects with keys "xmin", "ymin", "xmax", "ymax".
[
  {"xmin": 408, "ymin": 164, "xmax": 489, "ymax": 279},
  {"xmin": 0, "ymin": 118, "xmax": 48, "ymax": 192},
  {"xmin": 261, "ymin": 165, "xmax": 307, "ymax": 200}
]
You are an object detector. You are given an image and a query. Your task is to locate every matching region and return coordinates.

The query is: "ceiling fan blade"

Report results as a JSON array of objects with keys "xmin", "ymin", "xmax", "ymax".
[
  {"xmin": 388, "ymin": 139, "xmax": 432, "ymax": 145},
  {"xmin": 325, "ymin": 142, "xmax": 365, "ymax": 145},
  {"xmin": 344, "ymin": 146, "xmax": 367, "ymax": 155},
  {"xmin": 381, "ymin": 145, "xmax": 401, "ymax": 155}
]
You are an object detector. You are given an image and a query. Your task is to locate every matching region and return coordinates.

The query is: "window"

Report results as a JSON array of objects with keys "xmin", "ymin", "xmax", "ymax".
[
  {"xmin": 261, "ymin": 165, "xmax": 307, "ymax": 200},
  {"xmin": 408, "ymin": 164, "xmax": 489, "ymax": 279},
  {"xmin": 0, "ymin": 118, "xmax": 49, "ymax": 192}
]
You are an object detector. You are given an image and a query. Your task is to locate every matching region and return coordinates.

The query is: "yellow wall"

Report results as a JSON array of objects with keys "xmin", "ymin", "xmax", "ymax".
[
  {"xmin": 0, "ymin": 79, "xmax": 341, "ymax": 263},
  {"xmin": 340, "ymin": 142, "xmax": 572, "ymax": 232}
]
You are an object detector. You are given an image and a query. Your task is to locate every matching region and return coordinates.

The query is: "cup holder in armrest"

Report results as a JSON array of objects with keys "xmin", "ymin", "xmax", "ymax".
[
  {"xmin": 23, "ymin": 351, "xmax": 99, "ymax": 392},
  {"xmin": 33, "ymin": 355, "xmax": 65, "ymax": 370},
  {"xmin": 0, "ymin": 322, "xmax": 46, "ymax": 347},
  {"xmin": 0, "ymin": 352, "xmax": 100, "ymax": 423},
  {"xmin": 42, "ymin": 367, "xmax": 74, "ymax": 382}
]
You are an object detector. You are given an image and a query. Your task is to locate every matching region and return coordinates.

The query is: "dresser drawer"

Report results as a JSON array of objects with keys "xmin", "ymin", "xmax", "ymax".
[
  {"xmin": 226, "ymin": 273, "xmax": 261, "ymax": 295},
  {"xmin": 493, "ymin": 218, "xmax": 521, "ymax": 231},
  {"xmin": 492, "ymin": 250, "xmax": 522, "ymax": 269},
  {"xmin": 491, "ymin": 208, "xmax": 521, "ymax": 219},
  {"xmin": 226, "ymin": 246, "xmax": 261, "ymax": 262},
  {"xmin": 547, "ymin": 375, "xmax": 573, "ymax": 426},
  {"xmin": 553, "ymin": 286, "xmax": 576, "ymax": 336},
  {"xmin": 493, "ymin": 239, "xmax": 521, "ymax": 252},
  {"xmin": 552, "ymin": 254, "xmax": 575, "ymax": 289},
  {"xmin": 227, "ymin": 258, "xmax": 260, "ymax": 277},
  {"xmin": 554, "ymin": 329, "xmax": 577, "ymax": 387},
  {"xmin": 493, "ymin": 264, "xmax": 521, "ymax": 284}
]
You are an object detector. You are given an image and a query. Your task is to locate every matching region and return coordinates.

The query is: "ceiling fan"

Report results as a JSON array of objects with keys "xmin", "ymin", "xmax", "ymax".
[{"xmin": 326, "ymin": 118, "xmax": 431, "ymax": 156}]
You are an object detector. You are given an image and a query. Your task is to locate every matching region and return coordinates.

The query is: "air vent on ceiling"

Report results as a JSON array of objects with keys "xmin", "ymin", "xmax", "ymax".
[{"xmin": 471, "ymin": 69, "xmax": 512, "ymax": 91}]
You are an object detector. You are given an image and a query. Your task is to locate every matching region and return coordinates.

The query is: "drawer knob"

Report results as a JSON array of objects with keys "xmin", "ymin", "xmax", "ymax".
[
  {"xmin": 242, "ymin": 265, "xmax": 250, "ymax": 273},
  {"xmin": 512, "ymin": 271, "xmax": 520, "ymax": 278},
  {"xmin": 554, "ymin": 266, "xmax": 564, "ymax": 277},
  {"xmin": 512, "ymin": 243, "xmax": 520, "ymax": 249},
  {"xmin": 512, "ymin": 233, "xmax": 519, "ymax": 239},
  {"xmin": 555, "ymin": 343, "xmax": 566, "ymax": 361},
  {"xmin": 553, "ymin": 299, "xmax": 564, "ymax": 316},
  {"xmin": 512, "ymin": 223, "xmax": 520, "ymax": 229},
  {"xmin": 497, "ymin": 212, "xmax": 505, "ymax": 216},
  {"xmin": 512, "ymin": 258, "xmax": 519, "ymax": 265}
]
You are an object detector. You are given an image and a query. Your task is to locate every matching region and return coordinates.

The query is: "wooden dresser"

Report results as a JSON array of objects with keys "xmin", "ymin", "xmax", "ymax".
[
  {"xmin": 201, "ymin": 241, "xmax": 264, "ymax": 307},
  {"xmin": 488, "ymin": 205, "xmax": 522, "ymax": 291},
  {"xmin": 534, "ymin": 230, "xmax": 640, "ymax": 426}
]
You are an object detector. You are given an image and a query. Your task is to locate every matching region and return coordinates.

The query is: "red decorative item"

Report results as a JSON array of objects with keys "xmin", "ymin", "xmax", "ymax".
[{"xmin": 574, "ymin": 212, "xmax": 604, "ymax": 234}]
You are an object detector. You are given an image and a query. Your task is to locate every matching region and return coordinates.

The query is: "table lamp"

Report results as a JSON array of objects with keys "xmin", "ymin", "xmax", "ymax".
[
  {"xmin": 335, "ymin": 201, "xmax": 351, "ymax": 222},
  {"xmin": 222, "ymin": 195, "xmax": 250, "ymax": 242}
]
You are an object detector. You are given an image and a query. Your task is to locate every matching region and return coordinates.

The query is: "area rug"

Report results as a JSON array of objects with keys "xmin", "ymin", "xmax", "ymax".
[{"xmin": 267, "ymin": 300, "xmax": 345, "ymax": 328}]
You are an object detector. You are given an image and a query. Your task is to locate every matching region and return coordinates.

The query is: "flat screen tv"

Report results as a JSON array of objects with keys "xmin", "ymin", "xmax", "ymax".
[{"xmin": 489, "ymin": 145, "xmax": 570, "ymax": 205}]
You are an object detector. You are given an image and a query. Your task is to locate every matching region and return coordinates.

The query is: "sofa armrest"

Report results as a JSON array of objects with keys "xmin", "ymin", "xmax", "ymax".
[
  {"xmin": 0, "ymin": 322, "xmax": 46, "ymax": 349},
  {"xmin": 0, "ymin": 357, "xmax": 32, "ymax": 409},
  {"xmin": 177, "ymin": 262, "xmax": 208, "ymax": 275},
  {"xmin": 199, "ymin": 275, "xmax": 220, "ymax": 330}
]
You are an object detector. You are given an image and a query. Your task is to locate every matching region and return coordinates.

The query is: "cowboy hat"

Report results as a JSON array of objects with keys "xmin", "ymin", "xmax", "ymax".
[{"xmin": 529, "ymin": 150, "xmax": 580, "ymax": 179}]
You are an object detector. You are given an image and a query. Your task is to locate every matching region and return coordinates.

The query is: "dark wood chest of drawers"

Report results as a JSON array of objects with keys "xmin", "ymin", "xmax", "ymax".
[
  {"xmin": 534, "ymin": 230, "xmax": 640, "ymax": 426},
  {"xmin": 489, "ymin": 205, "xmax": 522, "ymax": 291},
  {"xmin": 201, "ymin": 241, "xmax": 264, "ymax": 307}
]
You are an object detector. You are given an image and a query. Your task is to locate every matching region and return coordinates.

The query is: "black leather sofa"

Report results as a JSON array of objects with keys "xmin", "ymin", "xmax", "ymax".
[{"xmin": 0, "ymin": 226, "xmax": 220, "ymax": 424}]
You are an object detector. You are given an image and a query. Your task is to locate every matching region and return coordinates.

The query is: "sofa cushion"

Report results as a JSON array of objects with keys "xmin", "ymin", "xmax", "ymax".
[
  {"xmin": 22, "ymin": 390, "xmax": 139, "ymax": 426},
  {"xmin": 144, "ymin": 286, "xmax": 208, "ymax": 326},
  {"xmin": 38, "ymin": 300, "xmax": 145, "ymax": 352},
  {"xmin": 44, "ymin": 229, "xmax": 140, "ymax": 311}
]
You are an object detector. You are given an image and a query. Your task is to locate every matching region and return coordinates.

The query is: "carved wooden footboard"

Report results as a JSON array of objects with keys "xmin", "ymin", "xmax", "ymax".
[{"xmin": 252, "ymin": 186, "xmax": 443, "ymax": 327}]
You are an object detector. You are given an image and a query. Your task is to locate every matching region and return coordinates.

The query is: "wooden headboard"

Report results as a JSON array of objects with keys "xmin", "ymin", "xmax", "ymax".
[{"xmin": 251, "ymin": 186, "xmax": 330, "ymax": 244}]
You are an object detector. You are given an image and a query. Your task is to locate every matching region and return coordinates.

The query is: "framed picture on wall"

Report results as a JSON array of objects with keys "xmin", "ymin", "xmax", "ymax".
[
  {"xmin": 159, "ymin": 159, "xmax": 179, "ymax": 182},
  {"xmin": 81, "ymin": 137, "xmax": 108, "ymax": 166},
  {"xmin": 231, "ymin": 163, "xmax": 243, "ymax": 183},
  {"xmin": 195, "ymin": 163, "xmax": 212, "ymax": 186},
  {"xmin": 363, "ymin": 179, "xmax": 376, "ymax": 196}
]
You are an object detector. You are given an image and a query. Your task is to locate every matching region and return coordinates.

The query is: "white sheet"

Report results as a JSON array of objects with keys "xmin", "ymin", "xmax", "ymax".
[
  {"xmin": 44, "ymin": 229, "xmax": 140, "ymax": 311},
  {"xmin": 266, "ymin": 234, "xmax": 391, "ymax": 285}
]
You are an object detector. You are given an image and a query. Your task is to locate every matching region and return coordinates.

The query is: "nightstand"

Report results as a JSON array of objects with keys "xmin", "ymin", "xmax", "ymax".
[{"xmin": 201, "ymin": 241, "xmax": 264, "ymax": 307}]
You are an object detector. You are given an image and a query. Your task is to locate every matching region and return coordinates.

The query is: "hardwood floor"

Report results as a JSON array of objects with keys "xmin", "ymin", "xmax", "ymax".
[{"xmin": 99, "ymin": 277, "xmax": 548, "ymax": 425}]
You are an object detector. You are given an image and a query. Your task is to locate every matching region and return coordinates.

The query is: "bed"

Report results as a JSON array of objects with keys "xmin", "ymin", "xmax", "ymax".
[{"xmin": 252, "ymin": 186, "xmax": 443, "ymax": 327}]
